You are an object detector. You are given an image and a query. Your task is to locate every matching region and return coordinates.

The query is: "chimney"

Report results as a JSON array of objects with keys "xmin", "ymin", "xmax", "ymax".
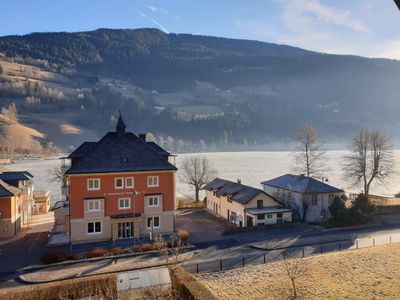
[
  {"xmin": 139, "ymin": 133, "xmax": 146, "ymax": 141},
  {"xmin": 237, "ymin": 179, "xmax": 241, "ymax": 184}
]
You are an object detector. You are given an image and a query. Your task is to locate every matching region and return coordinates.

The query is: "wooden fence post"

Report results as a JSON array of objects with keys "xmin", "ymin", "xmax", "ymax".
[
  {"xmin": 390, "ymin": 236, "xmax": 392, "ymax": 244},
  {"xmin": 338, "ymin": 242, "xmax": 341, "ymax": 251},
  {"xmin": 356, "ymin": 240, "xmax": 359, "ymax": 249},
  {"xmin": 242, "ymin": 256, "xmax": 245, "ymax": 267},
  {"xmin": 320, "ymin": 245, "xmax": 323, "ymax": 254},
  {"xmin": 302, "ymin": 247, "xmax": 305, "ymax": 257},
  {"xmin": 373, "ymin": 238, "xmax": 375, "ymax": 247},
  {"xmin": 196, "ymin": 264, "xmax": 199, "ymax": 274},
  {"xmin": 264, "ymin": 254, "xmax": 266, "ymax": 263},
  {"xmin": 220, "ymin": 260, "xmax": 222, "ymax": 271}
]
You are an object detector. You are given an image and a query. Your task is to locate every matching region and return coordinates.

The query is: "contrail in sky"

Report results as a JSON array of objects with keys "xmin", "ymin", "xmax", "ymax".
[{"xmin": 137, "ymin": 11, "xmax": 170, "ymax": 33}]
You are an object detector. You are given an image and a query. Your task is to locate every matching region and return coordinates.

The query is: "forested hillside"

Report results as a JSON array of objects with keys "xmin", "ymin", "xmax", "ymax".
[{"xmin": 1, "ymin": 28, "xmax": 400, "ymax": 152}]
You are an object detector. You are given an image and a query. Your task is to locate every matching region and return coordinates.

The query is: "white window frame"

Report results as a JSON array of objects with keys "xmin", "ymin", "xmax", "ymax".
[
  {"xmin": 87, "ymin": 178, "xmax": 100, "ymax": 191},
  {"xmin": 87, "ymin": 199, "xmax": 101, "ymax": 211},
  {"xmin": 147, "ymin": 216, "xmax": 160, "ymax": 228},
  {"xmin": 147, "ymin": 176, "xmax": 159, "ymax": 188},
  {"xmin": 115, "ymin": 177, "xmax": 124, "ymax": 190},
  {"xmin": 118, "ymin": 198, "xmax": 131, "ymax": 210},
  {"xmin": 147, "ymin": 196, "xmax": 160, "ymax": 207},
  {"xmin": 87, "ymin": 221, "xmax": 102, "ymax": 234},
  {"xmin": 125, "ymin": 177, "xmax": 134, "ymax": 189}
]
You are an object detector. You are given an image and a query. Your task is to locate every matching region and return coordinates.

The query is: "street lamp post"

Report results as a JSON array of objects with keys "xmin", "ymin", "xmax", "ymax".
[{"xmin": 132, "ymin": 191, "xmax": 140, "ymax": 247}]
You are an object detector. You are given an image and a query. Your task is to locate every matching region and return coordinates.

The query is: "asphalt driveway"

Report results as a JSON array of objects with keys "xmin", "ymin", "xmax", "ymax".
[{"xmin": 175, "ymin": 209, "xmax": 236, "ymax": 244}]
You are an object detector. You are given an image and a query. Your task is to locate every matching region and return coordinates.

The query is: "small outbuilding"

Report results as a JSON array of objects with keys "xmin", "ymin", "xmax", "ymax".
[{"xmin": 203, "ymin": 178, "xmax": 292, "ymax": 227}]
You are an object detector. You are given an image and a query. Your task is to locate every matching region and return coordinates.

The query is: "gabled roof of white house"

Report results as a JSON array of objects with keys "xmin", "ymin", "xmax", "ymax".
[
  {"xmin": 261, "ymin": 174, "xmax": 344, "ymax": 194},
  {"xmin": 203, "ymin": 178, "xmax": 281, "ymax": 205}
]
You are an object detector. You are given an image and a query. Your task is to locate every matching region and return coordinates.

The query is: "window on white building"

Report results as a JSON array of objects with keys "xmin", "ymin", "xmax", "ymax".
[
  {"xmin": 119, "ymin": 198, "xmax": 131, "ymax": 209},
  {"xmin": 87, "ymin": 179, "xmax": 100, "ymax": 191},
  {"xmin": 87, "ymin": 221, "xmax": 102, "ymax": 234},
  {"xmin": 87, "ymin": 199, "xmax": 101, "ymax": 211},
  {"xmin": 147, "ymin": 216, "xmax": 160, "ymax": 228},
  {"xmin": 147, "ymin": 196, "xmax": 160, "ymax": 207},
  {"xmin": 258, "ymin": 214, "xmax": 265, "ymax": 220},
  {"xmin": 147, "ymin": 176, "xmax": 159, "ymax": 187}
]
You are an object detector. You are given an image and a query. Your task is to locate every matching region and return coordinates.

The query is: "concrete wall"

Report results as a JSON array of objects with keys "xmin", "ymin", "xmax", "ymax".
[
  {"xmin": 70, "ymin": 217, "xmax": 112, "ymax": 244},
  {"xmin": 141, "ymin": 210, "xmax": 175, "ymax": 236}
]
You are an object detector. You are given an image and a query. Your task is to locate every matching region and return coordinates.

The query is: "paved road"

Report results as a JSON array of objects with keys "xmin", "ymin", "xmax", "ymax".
[
  {"xmin": 0, "ymin": 232, "xmax": 50, "ymax": 280},
  {"xmin": 176, "ymin": 209, "xmax": 400, "ymax": 273},
  {"xmin": 1, "ymin": 208, "xmax": 400, "ymax": 283}
]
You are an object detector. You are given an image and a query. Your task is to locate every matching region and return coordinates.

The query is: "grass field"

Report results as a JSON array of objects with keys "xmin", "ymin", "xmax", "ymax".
[{"xmin": 197, "ymin": 243, "xmax": 400, "ymax": 300}]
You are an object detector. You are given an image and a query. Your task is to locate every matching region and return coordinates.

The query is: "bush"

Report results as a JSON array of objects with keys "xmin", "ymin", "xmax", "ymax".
[
  {"xmin": 329, "ymin": 195, "xmax": 347, "ymax": 218},
  {"xmin": 170, "ymin": 267, "xmax": 218, "ymax": 300},
  {"xmin": 328, "ymin": 193, "xmax": 375, "ymax": 227},
  {"xmin": 111, "ymin": 247, "xmax": 124, "ymax": 256},
  {"xmin": 140, "ymin": 243, "xmax": 153, "ymax": 252},
  {"xmin": 86, "ymin": 248, "xmax": 109, "ymax": 259},
  {"xmin": 131, "ymin": 245, "xmax": 143, "ymax": 252},
  {"xmin": 40, "ymin": 252, "xmax": 68, "ymax": 265},
  {"xmin": 0, "ymin": 274, "xmax": 117, "ymax": 300},
  {"xmin": 177, "ymin": 229, "xmax": 190, "ymax": 244},
  {"xmin": 352, "ymin": 193, "xmax": 375, "ymax": 218},
  {"xmin": 73, "ymin": 253, "xmax": 84, "ymax": 260}
]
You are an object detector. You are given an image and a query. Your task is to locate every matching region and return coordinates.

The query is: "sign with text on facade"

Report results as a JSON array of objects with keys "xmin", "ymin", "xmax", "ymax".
[{"xmin": 107, "ymin": 192, "xmax": 139, "ymax": 196}]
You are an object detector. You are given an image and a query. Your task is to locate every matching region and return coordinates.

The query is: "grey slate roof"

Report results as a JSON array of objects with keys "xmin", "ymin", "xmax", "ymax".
[
  {"xmin": 146, "ymin": 142, "xmax": 172, "ymax": 157},
  {"xmin": 203, "ymin": 178, "xmax": 280, "ymax": 205},
  {"xmin": 261, "ymin": 174, "xmax": 344, "ymax": 194},
  {"xmin": 0, "ymin": 171, "xmax": 33, "ymax": 182},
  {"xmin": 69, "ymin": 142, "xmax": 96, "ymax": 158},
  {"xmin": 66, "ymin": 131, "xmax": 177, "ymax": 175},
  {"xmin": 0, "ymin": 179, "xmax": 21, "ymax": 197}
]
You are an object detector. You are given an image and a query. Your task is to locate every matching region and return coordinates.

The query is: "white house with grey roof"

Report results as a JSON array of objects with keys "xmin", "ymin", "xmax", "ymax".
[
  {"xmin": 203, "ymin": 178, "xmax": 292, "ymax": 227},
  {"xmin": 261, "ymin": 174, "xmax": 344, "ymax": 223}
]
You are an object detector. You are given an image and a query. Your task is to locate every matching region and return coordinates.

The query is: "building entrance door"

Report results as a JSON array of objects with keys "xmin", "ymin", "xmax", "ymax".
[
  {"xmin": 118, "ymin": 222, "xmax": 134, "ymax": 239},
  {"xmin": 246, "ymin": 216, "xmax": 253, "ymax": 227}
]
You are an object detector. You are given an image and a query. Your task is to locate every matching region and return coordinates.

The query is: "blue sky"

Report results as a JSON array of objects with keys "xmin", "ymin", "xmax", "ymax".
[{"xmin": 1, "ymin": 0, "xmax": 400, "ymax": 59}]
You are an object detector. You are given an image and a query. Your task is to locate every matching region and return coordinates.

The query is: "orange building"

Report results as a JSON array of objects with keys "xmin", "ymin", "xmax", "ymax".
[
  {"xmin": 0, "ymin": 172, "xmax": 34, "ymax": 238},
  {"xmin": 63, "ymin": 113, "xmax": 177, "ymax": 244}
]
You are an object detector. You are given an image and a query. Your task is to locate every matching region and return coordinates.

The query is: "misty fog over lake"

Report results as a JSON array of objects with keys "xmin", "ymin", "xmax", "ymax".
[{"xmin": 6, "ymin": 150, "xmax": 400, "ymax": 205}]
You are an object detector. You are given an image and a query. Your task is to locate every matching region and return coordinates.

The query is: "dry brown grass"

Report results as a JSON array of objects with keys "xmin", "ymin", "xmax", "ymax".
[
  {"xmin": 177, "ymin": 198, "xmax": 206, "ymax": 209},
  {"xmin": 197, "ymin": 243, "xmax": 400, "ymax": 300}
]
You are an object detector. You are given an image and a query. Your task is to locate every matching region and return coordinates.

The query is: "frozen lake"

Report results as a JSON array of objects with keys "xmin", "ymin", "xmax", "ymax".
[{"xmin": 5, "ymin": 150, "xmax": 400, "ymax": 205}]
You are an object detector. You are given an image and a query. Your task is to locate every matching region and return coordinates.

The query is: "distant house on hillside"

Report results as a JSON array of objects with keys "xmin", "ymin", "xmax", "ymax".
[
  {"xmin": 0, "ymin": 171, "xmax": 34, "ymax": 238},
  {"xmin": 261, "ymin": 174, "xmax": 344, "ymax": 223},
  {"xmin": 203, "ymin": 178, "xmax": 292, "ymax": 227},
  {"xmin": 59, "ymin": 112, "xmax": 177, "ymax": 244}
]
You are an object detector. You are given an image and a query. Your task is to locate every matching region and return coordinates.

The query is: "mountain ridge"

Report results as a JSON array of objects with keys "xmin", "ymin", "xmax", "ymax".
[{"xmin": 1, "ymin": 28, "xmax": 400, "ymax": 152}]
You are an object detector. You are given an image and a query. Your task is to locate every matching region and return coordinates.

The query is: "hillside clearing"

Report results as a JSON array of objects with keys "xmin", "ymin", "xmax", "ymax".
[{"xmin": 197, "ymin": 243, "xmax": 400, "ymax": 300}]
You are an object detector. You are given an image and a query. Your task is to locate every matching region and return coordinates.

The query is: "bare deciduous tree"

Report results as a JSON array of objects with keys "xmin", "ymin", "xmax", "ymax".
[
  {"xmin": 282, "ymin": 254, "xmax": 309, "ymax": 300},
  {"xmin": 292, "ymin": 124, "xmax": 326, "ymax": 177},
  {"xmin": 344, "ymin": 129, "xmax": 393, "ymax": 197},
  {"xmin": 50, "ymin": 167, "xmax": 67, "ymax": 186},
  {"xmin": 179, "ymin": 156, "xmax": 217, "ymax": 201}
]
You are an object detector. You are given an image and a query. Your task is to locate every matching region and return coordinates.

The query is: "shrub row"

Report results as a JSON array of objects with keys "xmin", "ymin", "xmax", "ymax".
[
  {"xmin": 40, "ymin": 230, "xmax": 190, "ymax": 265},
  {"xmin": 170, "ymin": 266, "xmax": 218, "ymax": 300},
  {"xmin": 0, "ymin": 274, "xmax": 117, "ymax": 300}
]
